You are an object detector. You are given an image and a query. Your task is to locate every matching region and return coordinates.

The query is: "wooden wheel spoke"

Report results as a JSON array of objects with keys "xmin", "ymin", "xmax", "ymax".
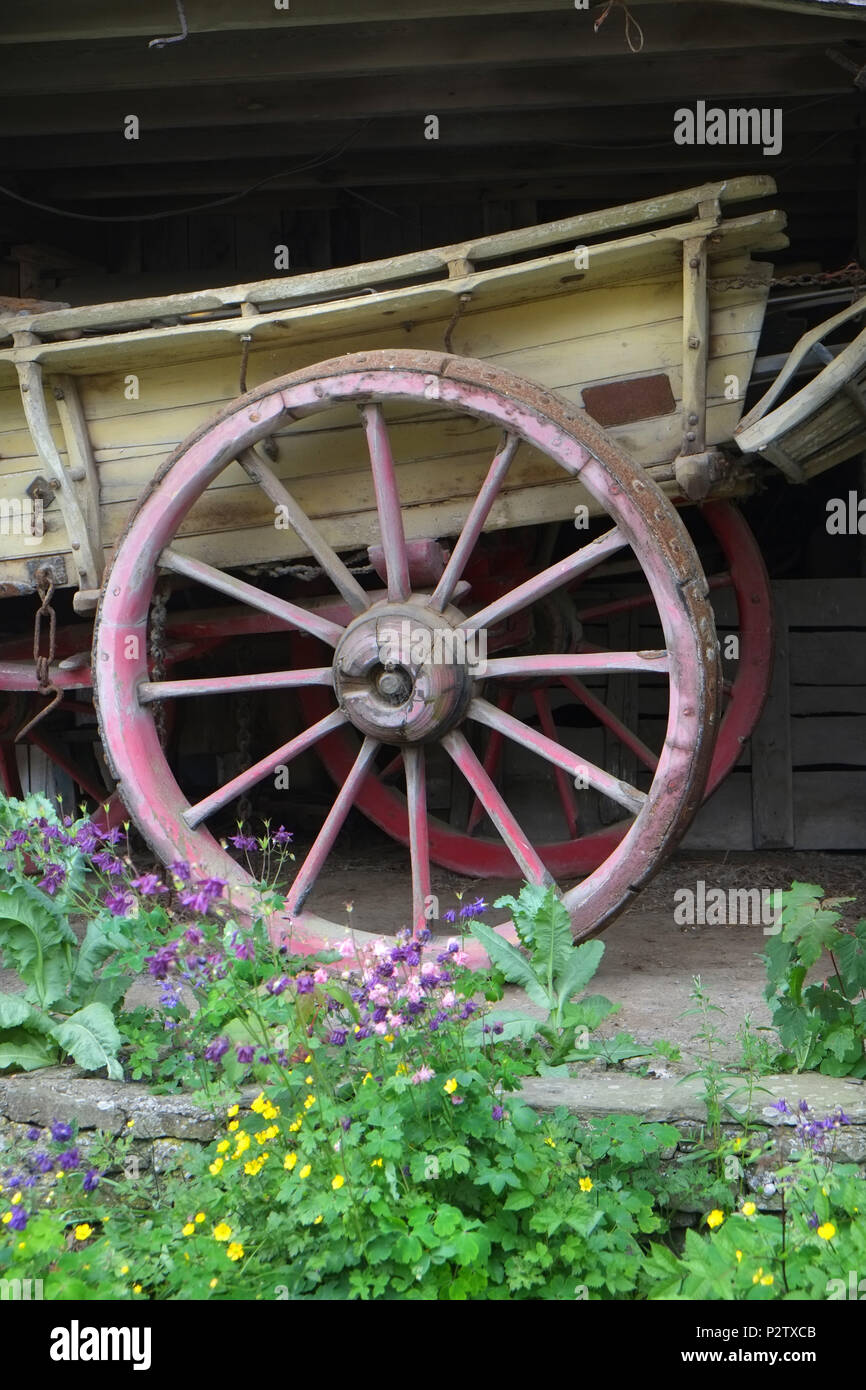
[
  {"xmin": 467, "ymin": 687, "xmax": 514, "ymax": 833},
  {"xmin": 442, "ymin": 727, "xmax": 553, "ymax": 885},
  {"xmin": 403, "ymin": 746, "xmax": 432, "ymax": 934},
  {"xmin": 532, "ymin": 688, "xmax": 579, "ymax": 837},
  {"xmin": 430, "ymin": 433, "xmax": 520, "ymax": 612},
  {"xmin": 360, "ymin": 403, "xmax": 410, "ymax": 602},
  {"xmin": 460, "ymin": 527, "xmax": 627, "ymax": 634},
  {"xmin": 239, "ymin": 447, "xmax": 369, "ymax": 614},
  {"xmin": 285, "ymin": 736, "xmax": 380, "ymax": 916},
  {"xmin": 484, "ymin": 650, "xmax": 669, "ymax": 678},
  {"xmin": 139, "ymin": 667, "xmax": 334, "ymax": 703},
  {"xmin": 160, "ymin": 548, "xmax": 344, "ymax": 647},
  {"xmin": 468, "ymin": 695, "xmax": 646, "ymax": 816},
  {"xmin": 561, "ymin": 675, "xmax": 659, "ymax": 772},
  {"xmin": 184, "ymin": 709, "xmax": 347, "ymax": 828}
]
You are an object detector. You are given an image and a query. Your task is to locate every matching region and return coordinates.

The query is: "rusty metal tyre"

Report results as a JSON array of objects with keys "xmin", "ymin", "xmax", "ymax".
[{"xmin": 93, "ymin": 349, "xmax": 721, "ymax": 954}]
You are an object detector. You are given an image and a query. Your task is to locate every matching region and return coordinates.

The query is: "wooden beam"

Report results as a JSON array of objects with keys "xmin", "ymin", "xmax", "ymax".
[
  {"xmin": 3, "ymin": 0, "xmax": 864, "ymax": 45},
  {"xmin": 6, "ymin": 10, "xmax": 865, "ymax": 97},
  {"xmin": 0, "ymin": 52, "xmax": 850, "ymax": 138}
]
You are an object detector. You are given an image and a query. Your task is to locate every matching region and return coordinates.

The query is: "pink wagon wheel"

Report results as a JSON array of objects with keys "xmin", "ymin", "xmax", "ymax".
[
  {"xmin": 301, "ymin": 499, "xmax": 771, "ymax": 879},
  {"xmin": 93, "ymin": 350, "xmax": 719, "ymax": 948}
]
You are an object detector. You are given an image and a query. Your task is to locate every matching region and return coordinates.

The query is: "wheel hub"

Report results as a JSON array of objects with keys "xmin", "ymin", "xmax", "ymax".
[{"xmin": 333, "ymin": 600, "xmax": 477, "ymax": 744}]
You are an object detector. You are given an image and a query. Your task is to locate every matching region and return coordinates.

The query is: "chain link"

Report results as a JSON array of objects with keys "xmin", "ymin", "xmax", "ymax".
[
  {"xmin": 239, "ymin": 550, "xmax": 375, "ymax": 581},
  {"xmin": 15, "ymin": 567, "xmax": 63, "ymax": 741},
  {"xmin": 149, "ymin": 579, "xmax": 170, "ymax": 750},
  {"xmin": 712, "ymin": 262, "xmax": 866, "ymax": 293}
]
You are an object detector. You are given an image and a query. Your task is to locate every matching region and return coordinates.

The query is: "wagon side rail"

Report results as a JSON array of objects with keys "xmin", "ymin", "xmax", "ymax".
[{"xmin": 0, "ymin": 174, "xmax": 776, "ymax": 346}]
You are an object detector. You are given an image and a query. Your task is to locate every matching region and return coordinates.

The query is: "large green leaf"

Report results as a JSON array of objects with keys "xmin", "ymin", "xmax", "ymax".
[
  {"xmin": 52, "ymin": 1003, "xmax": 123, "ymax": 1079},
  {"xmin": 66, "ymin": 919, "xmax": 131, "ymax": 1006},
  {"xmin": 0, "ymin": 888, "xmax": 75, "ymax": 1004},
  {"xmin": 555, "ymin": 939, "xmax": 605, "ymax": 1009},
  {"xmin": 494, "ymin": 884, "xmax": 550, "ymax": 949},
  {"xmin": 0, "ymin": 991, "xmax": 57, "ymax": 1035},
  {"xmin": 0, "ymin": 1028, "xmax": 59, "ymax": 1071},
  {"xmin": 468, "ymin": 922, "xmax": 549, "ymax": 1010},
  {"xmin": 518, "ymin": 887, "xmax": 573, "ymax": 990}
]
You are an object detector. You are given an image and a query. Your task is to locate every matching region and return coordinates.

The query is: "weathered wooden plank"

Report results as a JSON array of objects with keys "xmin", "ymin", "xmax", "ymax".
[
  {"xmin": 751, "ymin": 589, "xmax": 793, "ymax": 848},
  {"xmin": 793, "ymin": 771, "xmax": 866, "ymax": 850},
  {"xmin": 791, "ymin": 685, "xmax": 866, "ymax": 715},
  {"xmin": 781, "ymin": 578, "xmax": 866, "ymax": 626},
  {"xmin": 790, "ymin": 632, "xmax": 866, "ymax": 685}
]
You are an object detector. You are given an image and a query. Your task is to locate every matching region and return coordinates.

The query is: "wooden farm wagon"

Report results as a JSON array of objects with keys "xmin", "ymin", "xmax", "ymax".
[{"xmin": 0, "ymin": 173, "xmax": 863, "ymax": 952}]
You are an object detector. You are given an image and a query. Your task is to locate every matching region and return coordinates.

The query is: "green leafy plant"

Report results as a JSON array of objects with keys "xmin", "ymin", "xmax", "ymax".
[
  {"xmin": 762, "ymin": 882, "xmax": 866, "ymax": 1077},
  {"xmin": 466, "ymin": 884, "xmax": 620, "ymax": 1065}
]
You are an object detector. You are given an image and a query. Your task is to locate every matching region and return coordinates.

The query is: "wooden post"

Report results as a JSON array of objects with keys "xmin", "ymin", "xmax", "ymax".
[{"xmin": 751, "ymin": 587, "xmax": 793, "ymax": 848}]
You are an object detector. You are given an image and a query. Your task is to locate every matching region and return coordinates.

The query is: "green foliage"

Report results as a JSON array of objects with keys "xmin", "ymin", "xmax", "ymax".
[
  {"xmin": 469, "ymin": 885, "xmax": 620, "ymax": 1063},
  {"xmin": 762, "ymin": 882, "xmax": 866, "ymax": 1076}
]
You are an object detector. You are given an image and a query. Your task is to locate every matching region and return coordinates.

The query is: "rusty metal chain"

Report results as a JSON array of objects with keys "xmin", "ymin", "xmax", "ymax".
[
  {"xmin": 15, "ymin": 567, "xmax": 63, "ymax": 741},
  {"xmin": 712, "ymin": 263, "xmax": 866, "ymax": 293},
  {"xmin": 149, "ymin": 579, "xmax": 170, "ymax": 750},
  {"xmin": 240, "ymin": 550, "xmax": 375, "ymax": 580}
]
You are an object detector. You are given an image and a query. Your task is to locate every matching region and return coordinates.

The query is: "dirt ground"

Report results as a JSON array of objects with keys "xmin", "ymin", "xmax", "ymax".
[
  {"xmin": 3, "ymin": 836, "xmax": 863, "ymax": 1070},
  {"xmin": 304, "ymin": 843, "xmax": 866, "ymax": 1065}
]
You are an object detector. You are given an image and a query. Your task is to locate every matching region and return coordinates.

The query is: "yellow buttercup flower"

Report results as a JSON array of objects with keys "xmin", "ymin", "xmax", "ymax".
[
  {"xmin": 395, "ymin": 1063, "xmax": 409, "ymax": 1076},
  {"xmin": 304, "ymin": 1094, "xmax": 316, "ymax": 1110},
  {"xmin": 384, "ymin": 1034, "xmax": 395, "ymax": 1044},
  {"xmin": 244, "ymin": 1155, "xmax": 268, "ymax": 1176},
  {"xmin": 284, "ymin": 1152, "xmax": 297, "ymax": 1171},
  {"xmin": 735, "ymin": 1250, "xmax": 743, "ymax": 1263},
  {"xmin": 741, "ymin": 1201, "xmax": 756, "ymax": 1217},
  {"xmin": 371, "ymin": 1158, "xmax": 383, "ymax": 1168},
  {"xmin": 216, "ymin": 1140, "xmax": 230, "ymax": 1154},
  {"xmin": 752, "ymin": 1267, "xmax": 764, "ymax": 1285},
  {"xmin": 133, "ymin": 1284, "xmax": 142, "ymax": 1294},
  {"xmin": 226, "ymin": 1242, "xmax": 244, "ymax": 1262},
  {"xmin": 299, "ymin": 1164, "xmax": 311, "ymax": 1180},
  {"xmin": 332, "ymin": 1174, "xmax": 345, "ymax": 1190},
  {"xmin": 544, "ymin": 1137, "xmax": 557, "ymax": 1149},
  {"xmin": 579, "ymin": 1177, "xmax": 593, "ymax": 1192},
  {"xmin": 443, "ymin": 1078, "xmax": 458, "ymax": 1095},
  {"xmin": 313, "ymin": 1215, "xmax": 323, "ymax": 1225},
  {"xmin": 289, "ymin": 1118, "xmax": 302, "ymax": 1133},
  {"xmin": 213, "ymin": 1222, "xmax": 232, "ymax": 1241},
  {"xmin": 251, "ymin": 1093, "xmax": 266, "ymax": 1114},
  {"xmin": 706, "ymin": 1210, "xmax": 725, "ymax": 1229},
  {"xmin": 817, "ymin": 1222, "xmax": 836, "ymax": 1241},
  {"xmin": 760, "ymin": 1274, "xmax": 774, "ymax": 1286},
  {"xmin": 120, "ymin": 1265, "xmax": 129, "ymax": 1275},
  {"xmin": 305, "ymin": 1076, "xmax": 314, "ymax": 1085},
  {"xmin": 10, "ymin": 1193, "xmax": 21, "ymax": 1206},
  {"xmin": 227, "ymin": 1120, "xmax": 239, "ymax": 1133},
  {"xmin": 233, "ymin": 1132, "xmax": 251, "ymax": 1159},
  {"xmin": 74, "ymin": 1224, "xmax": 93, "ymax": 1241},
  {"xmin": 227, "ymin": 1104, "xmax": 239, "ymax": 1119},
  {"xmin": 0, "ymin": 1214, "xmax": 9, "ymax": 1225},
  {"xmin": 261, "ymin": 1102, "xmax": 279, "ymax": 1120},
  {"xmin": 182, "ymin": 1223, "xmax": 195, "ymax": 1237},
  {"xmin": 195, "ymin": 1213, "xmax": 205, "ymax": 1224},
  {"xmin": 361, "ymin": 1072, "xmax": 373, "ymax": 1086},
  {"xmin": 209, "ymin": 1277, "xmax": 218, "ymax": 1289},
  {"xmin": 209, "ymin": 1158, "xmax": 224, "ymax": 1176}
]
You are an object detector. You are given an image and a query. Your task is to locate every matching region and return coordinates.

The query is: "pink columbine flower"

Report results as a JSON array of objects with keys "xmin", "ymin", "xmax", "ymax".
[
  {"xmin": 410, "ymin": 1066, "xmax": 435, "ymax": 1085},
  {"xmin": 373, "ymin": 1021, "xmax": 389, "ymax": 1036},
  {"xmin": 338, "ymin": 939, "xmax": 356, "ymax": 959},
  {"xmin": 442, "ymin": 990, "xmax": 457, "ymax": 1009},
  {"xmin": 313, "ymin": 967, "xmax": 328, "ymax": 984}
]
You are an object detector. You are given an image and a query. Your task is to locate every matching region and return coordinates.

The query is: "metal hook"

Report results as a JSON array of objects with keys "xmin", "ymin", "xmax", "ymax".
[{"xmin": 149, "ymin": 0, "xmax": 189, "ymax": 49}]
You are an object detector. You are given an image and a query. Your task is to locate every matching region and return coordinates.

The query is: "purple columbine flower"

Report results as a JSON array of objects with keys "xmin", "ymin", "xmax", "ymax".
[
  {"xmin": 50, "ymin": 1120, "xmax": 72, "ymax": 1143},
  {"xmin": 807, "ymin": 1211, "xmax": 820, "ymax": 1229},
  {"xmin": 145, "ymin": 945, "xmax": 178, "ymax": 980},
  {"xmin": 258, "ymin": 1053, "xmax": 269, "ymax": 1064},
  {"xmin": 56, "ymin": 1148, "xmax": 80, "ymax": 1170},
  {"xmin": 98, "ymin": 825, "xmax": 124, "ymax": 845},
  {"xmin": 229, "ymin": 832, "xmax": 257, "ymax": 852},
  {"xmin": 9, "ymin": 1207, "xmax": 27, "ymax": 1232},
  {"xmin": 74, "ymin": 823, "xmax": 100, "ymax": 853},
  {"xmin": 38, "ymin": 862, "xmax": 66, "ymax": 895},
  {"xmin": 3, "ymin": 829, "xmax": 28, "ymax": 849},
  {"xmin": 442, "ymin": 909, "xmax": 456, "ymax": 923},
  {"xmin": 272, "ymin": 826, "xmax": 293, "ymax": 845},
  {"xmin": 131, "ymin": 873, "xmax": 166, "ymax": 896},
  {"xmin": 233, "ymin": 938, "xmax": 256, "ymax": 963},
  {"xmin": 235, "ymin": 1044, "xmax": 256, "ymax": 1064},
  {"xmin": 340, "ymin": 1116, "xmax": 351, "ymax": 1132},
  {"xmin": 168, "ymin": 860, "xmax": 192, "ymax": 883},
  {"xmin": 295, "ymin": 974, "xmax": 314, "ymax": 995},
  {"xmin": 91, "ymin": 851, "xmax": 124, "ymax": 875},
  {"xmin": 26, "ymin": 1127, "xmax": 41, "ymax": 1142},
  {"xmin": 31, "ymin": 1152, "xmax": 53, "ymax": 1174},
  {"xmin": 770, "ymin": 1098, "xmax": 791, "ymax": 1115},
  {"xmin": 82, "ymin": 1168, "xmax": 100, "ymax": 1192},
  {"xmin": 23, "ymin": 1176, "xmax": 38, "ymax": 1188},
  {"xmin": 459, "ymin": 1001, "xmax": 477, "ymax": 1019},
  {"xmin": 104, "ymin": 888, "xmax": 134, "ymax": 916},
  {"xmin": 179, "ymin": 878, "xmax": 227, "ymax": 914},
  {"xmin": 266, "ymin": 976, "xmax": 289, "ymax": 996},
  {"xmin": 184, "ymin": 926, "xmax": 205, "ymax": 945},
  {"xmin": 204, "ymin": 1036, "xmax": 230, "ymax": 1063},
  {"xmin": 328, "ymin": 1028, "xmax": 349, "ymax": 1047}
]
